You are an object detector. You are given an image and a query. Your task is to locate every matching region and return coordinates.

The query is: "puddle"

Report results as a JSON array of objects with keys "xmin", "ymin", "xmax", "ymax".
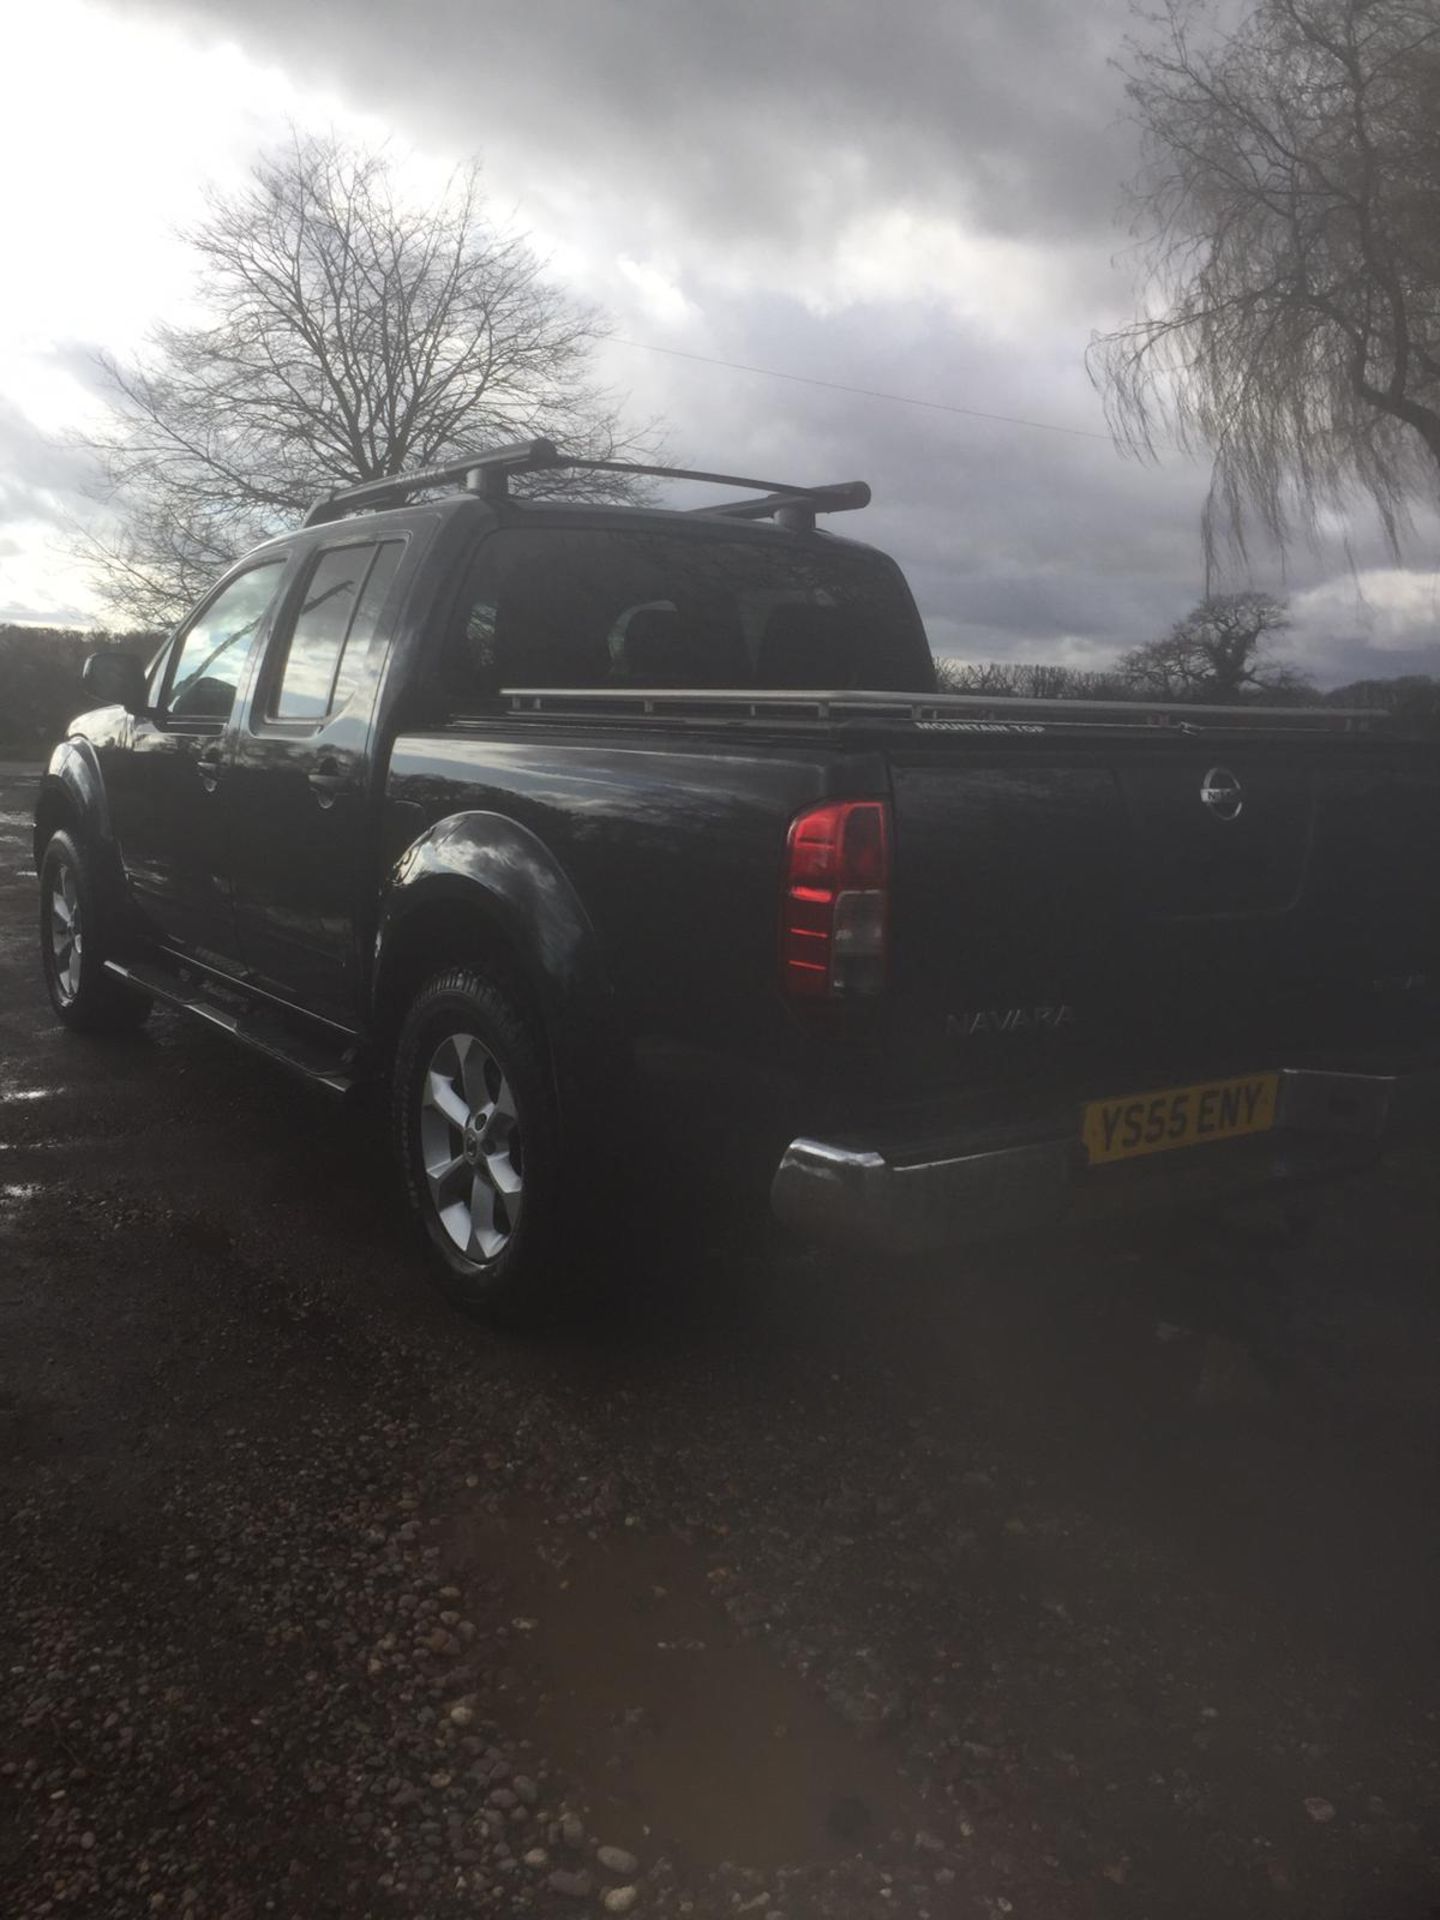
[
  {"xmin": 0, "ymin": 1087, "xmax": 58, "ymax": 1103},
  {"xmin": 1, "ymin": 1183, "xmax": 40, "ymax": 1203},
  {"xmin": 445, "ymin": 1515, "xmax": 921, "ymax": 1872}
]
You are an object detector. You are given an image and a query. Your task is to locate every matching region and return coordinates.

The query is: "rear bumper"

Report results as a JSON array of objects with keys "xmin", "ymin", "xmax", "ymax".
[{"xmin": 770, "ymin": 1067, "xmax": 1437, "ymax": 1255}]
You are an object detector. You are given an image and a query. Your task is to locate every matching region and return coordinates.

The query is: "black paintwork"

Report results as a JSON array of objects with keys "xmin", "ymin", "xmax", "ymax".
[{"xmin": 36, "ymin": 488, "xmax": 1440, "ymax": 1204}]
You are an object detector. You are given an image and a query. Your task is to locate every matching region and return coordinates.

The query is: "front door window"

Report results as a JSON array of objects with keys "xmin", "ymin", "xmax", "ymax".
[{"xmin": 164, "ymin": 561, "xmax": 287, "ymax": 722}]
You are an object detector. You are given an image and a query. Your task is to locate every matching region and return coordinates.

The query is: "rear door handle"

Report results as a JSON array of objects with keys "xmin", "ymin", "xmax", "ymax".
[
  {"xmin": 307, "ymin": 758, "xmax": 346, "ymax": 808},
  {"xmin": 196, "ymin": 746, "xmax": 224, "ymax": 792}
]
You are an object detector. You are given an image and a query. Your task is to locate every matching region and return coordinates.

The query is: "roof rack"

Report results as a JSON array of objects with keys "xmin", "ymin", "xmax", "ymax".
[{"xmin": 301, "ymin": 438, "xmax": 871, "ymax": 531}]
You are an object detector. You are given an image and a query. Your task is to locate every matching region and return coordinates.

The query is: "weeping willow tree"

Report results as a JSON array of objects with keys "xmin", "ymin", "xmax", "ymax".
[{"xmin": 1092, "ymin": 0, "xmax": 1440, "ymax": 562}]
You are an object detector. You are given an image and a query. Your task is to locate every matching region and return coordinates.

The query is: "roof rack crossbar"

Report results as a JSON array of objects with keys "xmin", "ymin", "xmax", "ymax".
[
  {"xmin": 302, "ymin": 437, "xmax": 563, "ymax": 527},
  {"xmin": 300, "ymin": 442, "xmax": 871, "ymax": 529},
  {"xmin": 690, "ymin": 482, "xmax": 870, "ymax": 529}
]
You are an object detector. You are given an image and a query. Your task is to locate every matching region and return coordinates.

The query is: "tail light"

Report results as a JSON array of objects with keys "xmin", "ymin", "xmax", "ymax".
[{"xmin": 781, "ymin": 799, "xmax": 890, "ymax": 1000}]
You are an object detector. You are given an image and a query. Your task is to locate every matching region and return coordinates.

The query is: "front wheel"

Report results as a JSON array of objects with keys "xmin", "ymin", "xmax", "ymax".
[
  {"xmin": 392, "ymin": 965, "xmax": 564, "ymax": 1324},
  {"xmin": 38, "ymin": 830, "xmax": 151, "ymax": 1034}
]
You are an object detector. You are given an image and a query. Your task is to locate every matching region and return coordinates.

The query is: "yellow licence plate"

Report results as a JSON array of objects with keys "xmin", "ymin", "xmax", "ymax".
[{"xmin": 1081, "ymin": 1072, "xmax": 1279, "ymax": 1167}]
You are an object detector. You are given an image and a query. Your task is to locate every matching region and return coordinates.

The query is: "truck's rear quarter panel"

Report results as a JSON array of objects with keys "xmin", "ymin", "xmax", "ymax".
[{"xmin": 384, "ymin": 724, "xmax": 879, "ymax": 1152}]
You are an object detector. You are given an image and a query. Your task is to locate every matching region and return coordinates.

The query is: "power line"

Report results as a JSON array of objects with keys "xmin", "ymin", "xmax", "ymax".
[{"xmin": 609, "ymin": 335, "xmax": 1124, "ymax": 446}]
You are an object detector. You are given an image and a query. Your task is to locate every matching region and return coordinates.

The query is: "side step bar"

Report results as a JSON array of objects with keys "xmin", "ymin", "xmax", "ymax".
[{"xmin": 104, "ymin": 958, "xmax": 359, "ymax": 1097}]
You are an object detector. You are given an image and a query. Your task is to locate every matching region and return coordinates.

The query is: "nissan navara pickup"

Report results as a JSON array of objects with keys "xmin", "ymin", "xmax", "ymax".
[{"xmin": 35, "ymin": 440, "xmax": 1440, "ymax": 1318}]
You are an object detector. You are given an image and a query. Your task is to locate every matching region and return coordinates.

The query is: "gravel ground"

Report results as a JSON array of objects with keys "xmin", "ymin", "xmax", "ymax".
[{"xmin": 3, "ymin": 762, "xmax": 1440, "ymax": 1920}]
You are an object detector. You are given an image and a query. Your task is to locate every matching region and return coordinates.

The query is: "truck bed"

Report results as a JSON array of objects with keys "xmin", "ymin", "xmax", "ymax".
[{"xmin": 393, "ymin": 687, "xmax": 1438, "ymax": 1177}]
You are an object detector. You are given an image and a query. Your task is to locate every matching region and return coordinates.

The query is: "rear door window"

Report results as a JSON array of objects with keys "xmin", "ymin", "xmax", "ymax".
[{"xmin": 269, "ymin": 539, "xmax": 404, "ymax": 723}]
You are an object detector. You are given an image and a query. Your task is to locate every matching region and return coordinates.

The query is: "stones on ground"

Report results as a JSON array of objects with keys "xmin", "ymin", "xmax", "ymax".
[
  {"xmin": 914, "ymin": 1830, "xmax": 944, "ymax": 1853},
  {"xmin": 603, "ymin": 1888, "xmax": 639, "ymax": 1914},
  {"xmin": 547, "ymin": 1867, "xmax": 593, "ymax": 1898},
  {"xmin": 523, "ymin": 1847, "xmax": 549, "ymax": 1868},
  {"xmin": 512, "ymin": 1773, "xmax": 539, "ymax": 1805},
  {"xmin": 448, "ymin": 1704, "xmax": 474, "ymax": 1727},
  {"xmin": 559, "ymin": 1813, "xmax": 585, "ymax": 1848},
  {"xmin": 1305, "ymin": 1796, "xmax": 1337, "ymax": 1823},
  {"xmin": 597, "ymin": 1844, "xmax": 639, "ymax": 1875}
]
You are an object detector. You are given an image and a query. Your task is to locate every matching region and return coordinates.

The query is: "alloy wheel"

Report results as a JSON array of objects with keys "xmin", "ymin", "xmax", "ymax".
[
  {"xmin": 419, "ymin": 1030, "xmax": 524, "ymax": 1261},
  {"xmin": 48, "ymin": 860, "xmax": 83, "ymax": 1003}
]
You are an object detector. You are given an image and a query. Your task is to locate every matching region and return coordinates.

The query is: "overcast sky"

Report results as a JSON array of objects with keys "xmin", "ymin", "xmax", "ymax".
[{"xmin": 3, "ymin": 0, "xmax": 1438, "ymax": 684}]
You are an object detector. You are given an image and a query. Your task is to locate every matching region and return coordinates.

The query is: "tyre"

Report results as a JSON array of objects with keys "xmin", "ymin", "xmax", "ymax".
[
  {"xmin": 38, "ymin": 829, "xmax": 151, "ymax": 1034},
  {"xmin": 392, "ymin": 964, "xmax": 564, "ymax": 1324}
]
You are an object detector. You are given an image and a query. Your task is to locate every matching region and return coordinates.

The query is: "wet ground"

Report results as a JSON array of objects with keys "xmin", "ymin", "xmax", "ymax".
[{"xmin": 3, "ymin": 761, "xmax": 1439, "ymax": 1919}]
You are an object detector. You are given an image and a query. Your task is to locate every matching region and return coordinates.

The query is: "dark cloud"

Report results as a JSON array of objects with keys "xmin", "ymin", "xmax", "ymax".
[{"xmin": 135, "ymin": 0, "xmax": 1140, "ymax": 247}]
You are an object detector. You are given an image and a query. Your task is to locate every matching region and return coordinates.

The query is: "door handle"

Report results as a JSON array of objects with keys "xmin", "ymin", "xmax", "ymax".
[
  {"xmin": 307, "ymin": 758, "xmax": 346, "ymax": 808},
  {"xmin": 196, "ymin": 746, "xmax": 224, "ymax": 792}
]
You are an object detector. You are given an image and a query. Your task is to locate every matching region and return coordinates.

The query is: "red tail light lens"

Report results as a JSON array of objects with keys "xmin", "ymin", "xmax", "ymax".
[{"xmin": 781, "ymin": 799, "xmax": 890, "ymax": 999}]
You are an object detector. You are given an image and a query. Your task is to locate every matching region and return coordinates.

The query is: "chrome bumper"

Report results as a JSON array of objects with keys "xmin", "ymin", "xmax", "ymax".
[{"xmin": 770, "ymin": 1068, "xmax": 1405, "ymax": 1255}]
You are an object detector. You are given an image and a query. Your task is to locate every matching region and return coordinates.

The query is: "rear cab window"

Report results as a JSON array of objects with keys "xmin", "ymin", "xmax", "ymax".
[{"xmin": 445, "ymin": 525, "xmax": 934, "ymax": 698}]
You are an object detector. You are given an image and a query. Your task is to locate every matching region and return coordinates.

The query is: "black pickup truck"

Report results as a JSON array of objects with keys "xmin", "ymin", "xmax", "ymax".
[{"xmin": 35, "ymin": 439, "xmax": 1440, "ymax": 1318}]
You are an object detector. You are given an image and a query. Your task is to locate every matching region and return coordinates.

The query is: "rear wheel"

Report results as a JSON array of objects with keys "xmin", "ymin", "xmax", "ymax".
[
  {"xmin": 392, "ymin": 964, "xmax": 565, "ymax": 1324},
  {"xmin": 38, "ymin": 830, "xmax": 151, "ymax": 1034}
]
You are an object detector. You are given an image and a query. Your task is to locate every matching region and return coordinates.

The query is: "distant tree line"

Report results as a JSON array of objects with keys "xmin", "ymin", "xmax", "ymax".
[
  {"xmin": 938, "ymin": 591, "xmax": 1439, "ymax": 727},
  {"xmin": 934, "ymin": 658, "xmax": 1132, "ymax": 700},
  {"xmin": 1324, "ymin": 672, "xmax": 1440, "ymax": 728},
  {"xmin": 0, "ymin": 626, "xmax": 157, "ymax": 753},
  {"xmin": 934, "ymin": 651, "xmax": 1438, "ymax": 727}
]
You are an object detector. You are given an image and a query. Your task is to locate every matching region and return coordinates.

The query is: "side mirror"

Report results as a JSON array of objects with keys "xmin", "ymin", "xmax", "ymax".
[{"xmin": 83, "ymin": 649, "xmax": 149, "ymax": 715}]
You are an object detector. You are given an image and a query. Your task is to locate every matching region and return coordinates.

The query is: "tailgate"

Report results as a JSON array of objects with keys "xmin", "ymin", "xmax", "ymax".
[{"xmin": 874, "ymin": 733, "xmax": 1440, "ymax": 1112}]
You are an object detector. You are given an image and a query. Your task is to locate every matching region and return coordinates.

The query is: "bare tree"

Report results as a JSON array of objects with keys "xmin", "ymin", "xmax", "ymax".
[
  {"xmin": 1092, "ymin": 0, "xmax": 1440, "ymax": 562},
  {"xmin": 82, "ymin": 132, "xmax": 657, "ymax": 625},
  {"xmin": 1118, "ymin": 592, "xmax": 1314, "ymax": 698}
]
